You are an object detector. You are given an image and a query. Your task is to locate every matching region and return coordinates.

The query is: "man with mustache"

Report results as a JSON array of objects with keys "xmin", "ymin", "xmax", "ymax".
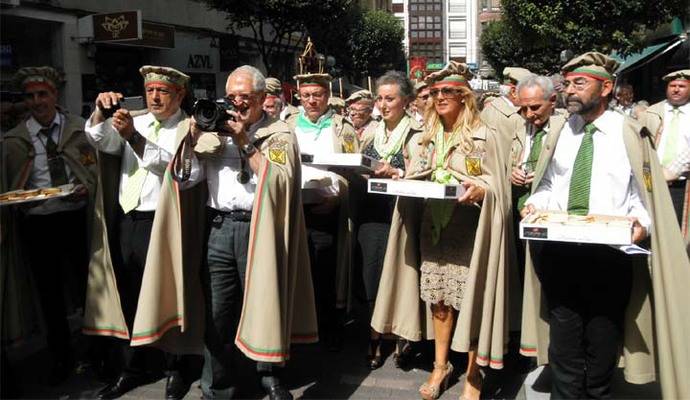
[
  {"xmin": 520, "ymin": 52, "xmax": 690, "ymax": 398},
  {"xmin": 83, "ymin": 66, "xmax": 201, "ymax": 399},
  {"xmin": 639, "ymin": 69, "xmax": 690, "ymax": 229}
]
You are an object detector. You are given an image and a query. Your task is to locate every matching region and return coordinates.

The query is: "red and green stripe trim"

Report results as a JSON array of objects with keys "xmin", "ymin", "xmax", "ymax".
[
  {"xmin": 82, "ymin": 325, "xmax": 129, "ymax": 339},
  {"xmin": 433, "ymin": 75, "xmax": 468, "ymax": 88},
  {"xmin": 235, "ymin": 159, "xmax": 282, "ymax": 358},
  {"xmin": 131, "ymin": 314, "xmax": 183, "ymax": 344},
  {"xmin": 566, "ymin": 67, "xmax": 612, "ymax": 81}
]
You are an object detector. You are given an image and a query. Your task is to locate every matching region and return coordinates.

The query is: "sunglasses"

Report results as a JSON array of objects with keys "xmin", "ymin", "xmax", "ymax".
[
  {"xmin": 520, "ymin": 104, "xmax": 543, "ymax": 113},
  {"xmin": 429, "ymin": 87, "xmax": 463, "ymax": 98}
]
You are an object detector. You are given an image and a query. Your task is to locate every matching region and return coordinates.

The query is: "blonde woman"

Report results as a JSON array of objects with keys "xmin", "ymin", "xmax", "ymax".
[{"xmin": 371, "ymin": 62, "xmax": 515, "ymax": 400}]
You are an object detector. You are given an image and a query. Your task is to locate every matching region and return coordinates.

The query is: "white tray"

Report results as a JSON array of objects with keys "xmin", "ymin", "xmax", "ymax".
[
  {"xmin": 520, "ymin": 211, "xmax": 632, "ymax": 245},
  {"xmin": 302, "ymin": 153, "xmax": 381, "ymax": 172},
  {"xmin": 368, "ymin": 178, "xmax": 466, "ymax": 199},
  {"xmin": 0, "ymin": 184, "xmax": 76, "ymax": 206}
]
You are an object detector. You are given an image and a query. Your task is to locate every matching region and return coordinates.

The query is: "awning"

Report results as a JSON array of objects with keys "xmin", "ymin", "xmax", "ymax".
[{"xmin": 612, "ymin": 36, "xmax": 685, "ymax": 74}]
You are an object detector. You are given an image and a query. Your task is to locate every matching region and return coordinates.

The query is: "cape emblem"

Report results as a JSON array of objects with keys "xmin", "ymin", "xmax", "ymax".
[
  {"xmin": 642, "ymin": 163, "xmax": 652, "ymax": 192},
  {"xmin": 465, "ymin": 157, "xmax": 482, "ymax": 176},
  {"xmin": 268, "ymin": 140, "xmax": 288, "ymax": 165}
]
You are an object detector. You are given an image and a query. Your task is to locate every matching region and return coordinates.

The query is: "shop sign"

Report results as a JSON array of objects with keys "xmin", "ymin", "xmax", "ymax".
[
  {"xmin": 409, "ymin": 57, "xmax": 426, "ymax": 80},
  {"xmin": 426, "ymin": 62, "xmax": 444, "ymax": 70},
  {"xmin": 124, "ymin": 22, "xmax": 175, "ymax": 49},
  {"xmin": 187, "ymin": 54, "xmax": 213, "ymax": 69},
  {"xmin": 93, "ymin": 11, "xmax": 142, "ymax": 42}
]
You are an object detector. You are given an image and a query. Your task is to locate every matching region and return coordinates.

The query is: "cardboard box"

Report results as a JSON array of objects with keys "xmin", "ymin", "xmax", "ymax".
[
  {"xmin": 302, "ymin": 153, "xmax": 381, "ymax": 172},
  {"xmin": 367, "ymin": 178, "xmax": 466, "ymax": 199},
  {"xmin": 519, "ymin": 211, "xmax": 632, "ymax": 245}
]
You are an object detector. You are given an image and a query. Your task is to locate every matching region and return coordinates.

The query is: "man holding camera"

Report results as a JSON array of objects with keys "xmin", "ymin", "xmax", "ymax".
[
  {"xmin": 176, "ymin": 65, "xmax": 316, "ymax": 400},
  {"xmin": 83, "ymin": 65, "xmax": 202, "ymax": 399}
]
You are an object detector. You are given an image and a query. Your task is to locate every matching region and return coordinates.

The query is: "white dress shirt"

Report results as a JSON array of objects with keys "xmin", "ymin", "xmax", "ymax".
[
  {"xmin": 655, "ymin": 101, "xmax": 690, "ymax": 167},
  {"xmin": 295, "ymin": 111, "xmax": 340, "ymax": 197},
  {"xmin": 519, "ymin": 123, "xmax": 551, "ymax": 165},
  {"xmin": 85, "ymin": 109, "xmax": 195, "ymax": 212},
  {"xmin": 25, "ymin": 113, "xmax": 85, "ymax": 215},
  {"xmin": 204, "ymin": 116, "xmax": 265, "ymax": 212},
  {"xmin": 526, "ymin": 110, "xmax": 652, "ymax": 233}
]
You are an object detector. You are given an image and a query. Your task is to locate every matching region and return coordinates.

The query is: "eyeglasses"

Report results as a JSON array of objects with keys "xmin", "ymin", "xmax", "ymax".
[
  {"xmin": 520, "ymin": 103, "xmax": 544, "ymax": 113},
  {"xmin": 349, "ymin": 108, "xmax": 371, "ymax": 115},
  {"xmin": 563, "ymin": 79, "xmax": 594, "ymax": 91},
  {"xmin": 226, "ymin": 93, "xmax": 256, "ymax": 103},
  {"xmin": 300, "ymin": 91, "xmax": 327, "ymax": 100},
  {"xmin": 429, "ymin": 87, "xmax": 463, "ymax": 98}
]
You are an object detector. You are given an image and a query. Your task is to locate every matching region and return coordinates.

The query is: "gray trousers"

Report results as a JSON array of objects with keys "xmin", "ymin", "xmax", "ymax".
[{"xmin": 200, "ymin": 208, "xmax": 278, "ymax": 398}]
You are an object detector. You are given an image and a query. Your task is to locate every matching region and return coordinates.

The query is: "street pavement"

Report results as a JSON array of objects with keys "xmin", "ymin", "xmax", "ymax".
[{"xmin": 7, "ymin": 314, "xmax": 661, "ymax": 399}]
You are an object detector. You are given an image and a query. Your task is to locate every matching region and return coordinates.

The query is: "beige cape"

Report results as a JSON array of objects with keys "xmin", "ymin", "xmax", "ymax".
[
  {"xmin": 2, "ymin": 113, "xmax": 98, "ymax": 342},
  {"xmin": 480, "ymin": 96, "xmax": 524, "ymax": 152},
  {"xmin": 188, "ymin": 117, "xmax": 318, "ymax": 362},
  {"xmin": 519, "ymin": 116, "xmax": 690, "ymax": 398},
  {"xmin": 371, "ymin": 124, "xmax": 518, "ymax": 369},
  {"xmin": 82, "ymin": 114, "xmax": 204, "ymax": 354}
]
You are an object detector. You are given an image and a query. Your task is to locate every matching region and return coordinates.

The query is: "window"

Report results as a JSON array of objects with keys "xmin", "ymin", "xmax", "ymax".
[
  {"xmin": 411, "ymin": 4, "xmax": 417, "ymax": 10},
  {"xmin": 449, "ymin": 0, "xmax": 466, "ymax": 12},
  {"xmin": 411, "ymin": 31, "xmax": 419, "ymax": 38},
  {"xmin": 449, "ymin": 19, "xmax": 466, "ymax": 39},
  {"xmin": 450, "ymin": 45, "xmax": 467, "ymax": 58}
]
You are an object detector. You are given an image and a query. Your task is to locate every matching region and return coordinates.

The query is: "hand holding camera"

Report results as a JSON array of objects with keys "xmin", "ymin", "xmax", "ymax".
[{"xmin": 192, "ymin": 98, "xmax": 248, "ymax": 144}]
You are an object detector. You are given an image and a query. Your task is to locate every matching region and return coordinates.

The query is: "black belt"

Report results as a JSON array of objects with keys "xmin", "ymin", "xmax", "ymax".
[
  {"xmin": 669, "ymin": 180, "xmax": 687, "ymax": 189},
  {"xmin": 124, "ymin": 210, "xmax": 155, "ymax": 220},
  {"xmin": 207, "ymin": 207, "xmax": 252, "ymax": 222}
]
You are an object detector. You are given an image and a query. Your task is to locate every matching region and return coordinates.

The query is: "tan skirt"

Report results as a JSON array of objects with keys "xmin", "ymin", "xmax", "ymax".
[{"xmin": 419, "ymin": 202, "xmax": 480, "ymax": 310}]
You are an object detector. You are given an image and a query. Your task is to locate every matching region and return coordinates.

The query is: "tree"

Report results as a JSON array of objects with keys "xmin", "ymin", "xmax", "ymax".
[
  {"xmin": 481, "ymin": 0, "xmax": 688, "ymax": 77},
  {"xmin": 349, "ymin": 10, "xmax": 406, "ymax": 81},
  {"xmin": 199, "ymin": 0, "xmax": 349, "ymax": 78}
]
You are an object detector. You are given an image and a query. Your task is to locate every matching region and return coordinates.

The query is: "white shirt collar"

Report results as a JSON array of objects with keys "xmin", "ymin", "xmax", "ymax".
[
  {"xmin": 145, "ymin": 108, "xmax": 183, "ymax": 129},
  {"xmin": 665, "ymin": 101, "xmax": 690, "ymax": 114},
  {"xmin": 26, "ymin": 112, "xmax": 60, "ymax": 137},
  {"xmin": 568, "ymin": 110, "xmax": 620, "ymax": 136}
]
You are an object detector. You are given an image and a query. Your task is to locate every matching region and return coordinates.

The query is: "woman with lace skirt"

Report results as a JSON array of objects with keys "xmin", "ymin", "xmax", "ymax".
[{"xmin": 370, "ymin": 61, "xmax": 516, "ymax": 400}]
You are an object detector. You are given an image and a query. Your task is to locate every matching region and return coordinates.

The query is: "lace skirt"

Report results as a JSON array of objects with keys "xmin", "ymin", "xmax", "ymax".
[{"xmin": 419, "ymin": 202, "xmax": 480, "ymax": 310}]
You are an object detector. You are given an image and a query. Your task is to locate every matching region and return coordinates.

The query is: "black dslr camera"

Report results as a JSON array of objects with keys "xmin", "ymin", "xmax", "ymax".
[{"xmin": 192, "ymin": 98, "xmax": 236, "ymax": 131}]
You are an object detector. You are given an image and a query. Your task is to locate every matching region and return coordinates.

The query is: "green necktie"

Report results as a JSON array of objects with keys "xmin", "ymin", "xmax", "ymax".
[
  {"xmin": 517, "ymin": 129, "xmax": 545, "ymax": 210},
  {"xmin": 567, "ymin": 123, "xmax": 596, "ymax": 216},
  {"xmin": 40, "ymin": 127, "xmax": 69, "ymax": 186},
  {"xmin": 661, "ymin": 108, "xmax": 680, "ymax": 167},
  {"xmin": 119, "ymin": 120, "xmax": 161, "ymax": 213}
]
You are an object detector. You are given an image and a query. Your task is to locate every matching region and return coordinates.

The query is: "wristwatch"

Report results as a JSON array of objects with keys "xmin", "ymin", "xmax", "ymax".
[
  {"xmin": 127, "ymin": 130, "xmax": 144, "ymax": 147},
  {"xmin": 240, "ymin": 142, "xmax": 257, "ymax": 156}
]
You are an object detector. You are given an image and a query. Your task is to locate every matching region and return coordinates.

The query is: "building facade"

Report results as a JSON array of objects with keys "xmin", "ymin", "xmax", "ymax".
[{"xmin": 0, "ymin": 0, "xmax": 296, "ymax": 116}]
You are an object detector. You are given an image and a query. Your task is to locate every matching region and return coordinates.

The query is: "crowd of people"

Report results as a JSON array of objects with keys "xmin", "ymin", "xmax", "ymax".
[{"xmin": 1, "ymin": 41, "xmax": 690, "ymax": 400}]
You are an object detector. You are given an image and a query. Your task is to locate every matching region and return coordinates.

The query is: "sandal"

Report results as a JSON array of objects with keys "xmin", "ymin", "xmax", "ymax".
[
  {"xmin": 419, "ymin": 361, "xmax": 453, "ymax": 400},
  {"xmin": 367, "ymin": 337, "xmax": 383, "ymax": 370}
]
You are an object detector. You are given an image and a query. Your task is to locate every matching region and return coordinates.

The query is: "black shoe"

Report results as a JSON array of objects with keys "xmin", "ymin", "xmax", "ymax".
[
  {"xmin": 165, "ymin": 371, "xmax": 191, "ymax": 400},
  {"xmin": 264, "ymin": 384, "xmax": 293, "ymax": 400},
  {"xmin": 393, "ymin": 338, "xmax": 412, "ymax": 369},
  {"xmin": 98, "ymin": 374, "xmax": 150, "ymax": 399},
  {"xmin": 367, "ymin": 338, "xmax": 383, "ymax": 370}
]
